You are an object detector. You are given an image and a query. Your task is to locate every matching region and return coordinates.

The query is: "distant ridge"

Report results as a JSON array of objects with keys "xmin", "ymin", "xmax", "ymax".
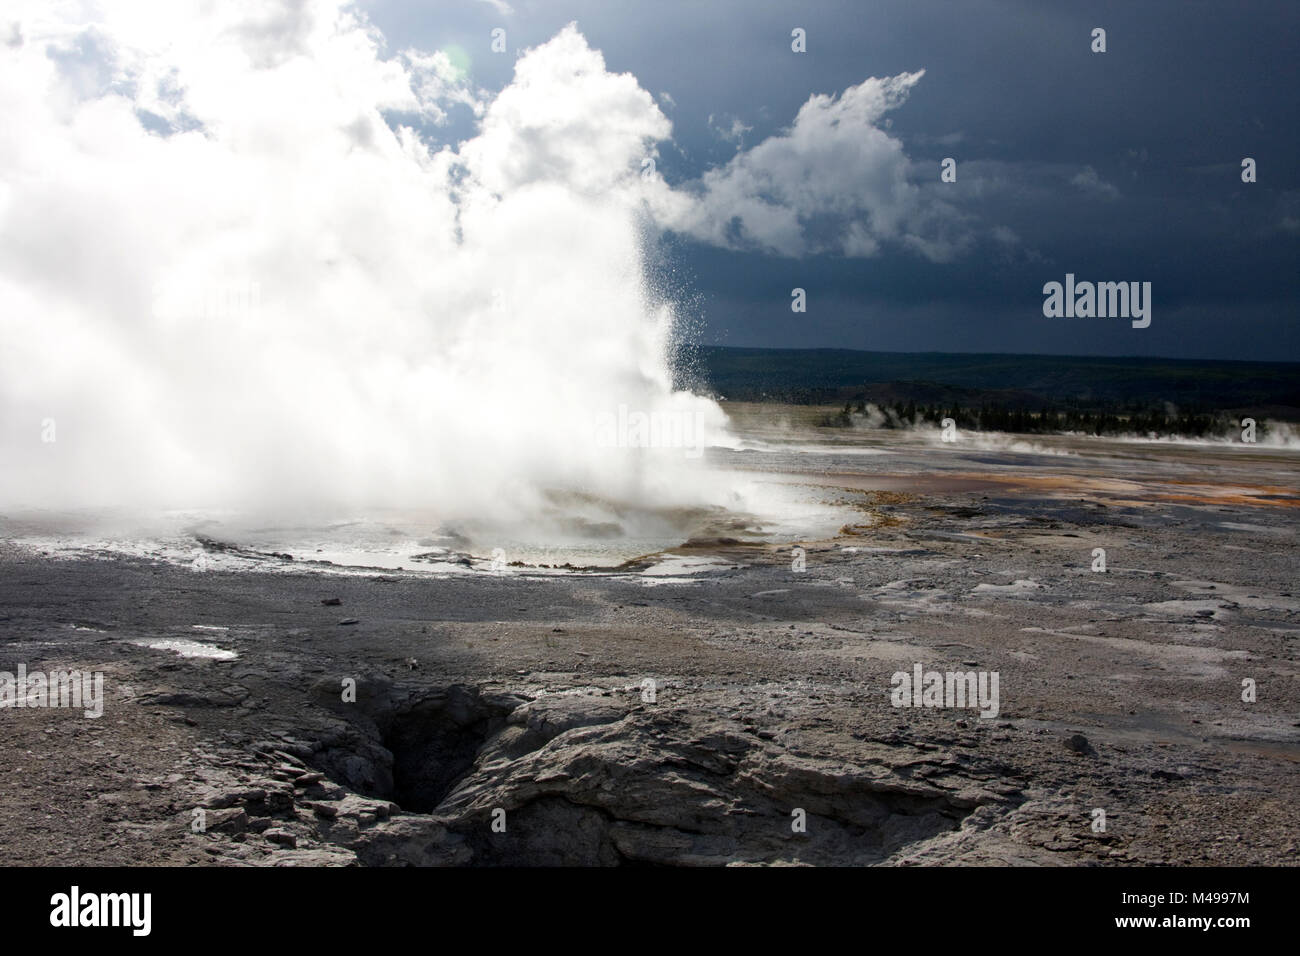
[{"xmin": 683, "ymin": 346, "xmax": 1300, "ymax": 413}]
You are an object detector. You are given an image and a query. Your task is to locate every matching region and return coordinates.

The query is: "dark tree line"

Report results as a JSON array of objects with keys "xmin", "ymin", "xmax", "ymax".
[{"xmin": 821, "ymin": 399, "xmax": 1257, "ymax": 438}]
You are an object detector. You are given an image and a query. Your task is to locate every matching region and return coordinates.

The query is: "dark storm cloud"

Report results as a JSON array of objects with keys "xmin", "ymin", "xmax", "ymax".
[{"xmin": 370, "ymin": 0, "xmax": 1299, "ymax": 360}]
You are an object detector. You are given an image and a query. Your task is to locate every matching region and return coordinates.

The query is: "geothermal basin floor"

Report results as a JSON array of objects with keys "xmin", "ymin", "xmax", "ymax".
[{"xmin": 0, "ymin": 432, "xmax": 1297, "ymax": 865}]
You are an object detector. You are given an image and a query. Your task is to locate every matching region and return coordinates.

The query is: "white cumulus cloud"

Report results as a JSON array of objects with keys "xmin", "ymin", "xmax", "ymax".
[{"xmin": 655, "ymin": 71, "xmax": 969, "ymax": 260}]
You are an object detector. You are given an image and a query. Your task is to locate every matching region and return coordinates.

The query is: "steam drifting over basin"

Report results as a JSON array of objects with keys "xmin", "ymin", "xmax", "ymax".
[{"xmin": 0, "ymin": 7, "xmax": 760, "ymax": 542}]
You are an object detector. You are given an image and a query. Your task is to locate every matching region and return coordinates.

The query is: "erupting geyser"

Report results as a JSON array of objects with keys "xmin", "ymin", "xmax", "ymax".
[{"xmin": 0, "ymin": 4, "xmax": 735, "ymax": 537}]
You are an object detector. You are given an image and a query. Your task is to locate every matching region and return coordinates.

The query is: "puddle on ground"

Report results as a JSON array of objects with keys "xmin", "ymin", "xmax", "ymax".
[{"xmin": 129, "ymin": 638, "xmax": 237, "ymax": 660}]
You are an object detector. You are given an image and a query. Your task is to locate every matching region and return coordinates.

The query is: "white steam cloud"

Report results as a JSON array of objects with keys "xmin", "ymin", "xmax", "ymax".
[{"xmin": 0, "ymin": 1, "xmax": 947, "ymax": 534}]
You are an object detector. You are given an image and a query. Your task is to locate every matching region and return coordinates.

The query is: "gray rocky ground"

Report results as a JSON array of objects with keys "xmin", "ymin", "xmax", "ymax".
[{"xmin": 1, "ymin": 426, "xmax": 1297, "ymax": 866}]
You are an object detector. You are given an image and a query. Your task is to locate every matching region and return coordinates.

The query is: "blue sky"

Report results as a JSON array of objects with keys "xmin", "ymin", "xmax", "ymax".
[{"xmin": 366, "ymin": 0, "xmax": 1299, "ymax": 360}]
